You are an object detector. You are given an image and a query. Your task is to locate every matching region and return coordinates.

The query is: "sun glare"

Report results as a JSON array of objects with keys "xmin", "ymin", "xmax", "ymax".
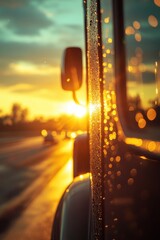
[{"xmin": 65, "ymin": 102, "xmax": 87, "ymax": 118}]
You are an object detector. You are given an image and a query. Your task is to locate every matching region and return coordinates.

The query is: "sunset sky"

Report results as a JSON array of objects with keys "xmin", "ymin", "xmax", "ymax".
[{"xmin": 0, "ymin": 0, "xmax": 85, "ymax": 120}]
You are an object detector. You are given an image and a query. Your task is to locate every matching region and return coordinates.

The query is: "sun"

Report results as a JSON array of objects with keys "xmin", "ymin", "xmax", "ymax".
[{"xmin": 65, "ymin": 101, "xmax": 87, "ymax": 118}]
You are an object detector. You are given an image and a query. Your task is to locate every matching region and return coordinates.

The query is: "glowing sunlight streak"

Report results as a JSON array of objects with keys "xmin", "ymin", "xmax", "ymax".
[
  {"xmin": 65, "ymin": 101, "xmax": 87, "ymax": 118},
  {"xmin": 66, "ymin": 159, "xmax": 73, "ymax": 174}
]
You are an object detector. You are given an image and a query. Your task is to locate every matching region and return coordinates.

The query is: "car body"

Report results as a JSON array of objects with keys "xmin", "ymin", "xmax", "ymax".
[
  {"xmin": 51, "ymin": 173, "xmax": 91, "ymax": 240},
  {"xmin": 51, "ymin": 0, "xmax": 160, "ymax": 239},
  {"xmin": 43, "ymin": 131, "xmax": 57, "ymax": 144}
]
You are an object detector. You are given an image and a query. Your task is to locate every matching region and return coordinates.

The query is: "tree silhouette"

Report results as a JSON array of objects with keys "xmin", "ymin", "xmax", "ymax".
[
  {"xmin": 11, "ymin": 103, "xmax": 29, "ymax": 124},
  {"xmin": 20, "ymin": 108, "xmax": 28, "ymax": 123}
]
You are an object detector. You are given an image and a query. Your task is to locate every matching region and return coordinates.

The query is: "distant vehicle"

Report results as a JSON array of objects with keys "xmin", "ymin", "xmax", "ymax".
[{"xmin": 41, "ymin": 130, "xmax": 57, "ymax": 144}]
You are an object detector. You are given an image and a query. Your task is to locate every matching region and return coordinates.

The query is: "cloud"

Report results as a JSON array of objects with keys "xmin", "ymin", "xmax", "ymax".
[
  {"xmin": 0, "ymin": 0, "xmax": 28, "ymax": 7},
  {"xmin": 5, "ymin": 83, "xmax": 35, "ymax": 93},
  {"xmin": 0, "ymin": 0, "xmax": 54, "ymax": 36},
  {"xmin": 0, "ymin": 0, "xmax": 85, "ymax": 118},
  {"xmin": 0, "ymin": 41, "xmax": 61, "ymax": 66},
  {"xmin": 0, "ymin": 65, "xmax": 60, "ymax": 89},
  {"xmin": 0, "ymin": 0, "xmax": 84, "ymax": 71}
]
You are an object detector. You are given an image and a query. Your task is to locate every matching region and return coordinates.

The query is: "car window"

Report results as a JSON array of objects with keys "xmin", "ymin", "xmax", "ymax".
[{"xmin": 123, "ymin": 0, "xmax": 160, "ymax": 140}]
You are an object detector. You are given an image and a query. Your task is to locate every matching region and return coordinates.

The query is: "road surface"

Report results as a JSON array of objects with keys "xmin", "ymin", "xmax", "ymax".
[{"xmin": 0, "ymin": 134, "xmax": 73, "ymax": 240}]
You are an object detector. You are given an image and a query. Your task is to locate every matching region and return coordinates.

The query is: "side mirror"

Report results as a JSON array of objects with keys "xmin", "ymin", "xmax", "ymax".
[{"xmin": 61, "ymin": 47, "xmax": 82, "ymax": 91}]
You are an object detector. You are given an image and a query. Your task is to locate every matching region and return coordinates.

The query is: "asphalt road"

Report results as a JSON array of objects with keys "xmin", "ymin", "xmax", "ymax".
[{"xmin": 0, "ymin": 135, "xmax": 73, "ymax": 240}]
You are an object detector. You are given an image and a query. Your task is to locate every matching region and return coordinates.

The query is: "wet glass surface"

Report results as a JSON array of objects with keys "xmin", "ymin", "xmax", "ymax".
[{"xmin": 124, "ymin": 0, "xmax": 160, "ymax": 139}]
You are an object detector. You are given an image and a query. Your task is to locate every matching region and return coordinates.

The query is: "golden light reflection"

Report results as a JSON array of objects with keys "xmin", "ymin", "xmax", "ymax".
[
  {"xmin": 135, "ymin": 32, "xmax": 142, "ymax": 42},
  {"xmin": 112, "ymin": 104, "xmax": 116, "ymax": 109},
  {"xmin": 66, "ymin": 159, "xmax": 73, "ymax": 174},
  {"xmin": 104, "ymin": 67, "xmax": 108, "ymax": 73},
  {"xmin": 126, "ymin": 138, "xmax": 160, "ymax": 155},
  {"xmin": 140, "ymin": 156, "xmax": 147, "ymax": 160},
  {"xmin": 89, "ymin": 103, "xmax": 97, "ymax": 115},
  {"xmin": 147, "ymin": 108, "xmax": 157, "ymax": 121},
  {"xmin": 125, "ymin": 26, "xmax": 135, "ymax": 35},
  {"xmin": 115, "ymin": 156, "xmax": 121, "ymax": 163},
  {"xmin": 138, "ymin": 118, "xmax": 146, "ymax": 129},
  {"xmin": 106, "ymin": 49, "xmax": 111, "ymax": 54},
  {"xmin": 108, "ymin": 38, "xmax": 112, "ymax": 43},
  {"xmin": 147, "ymin": 141, "xmax": 156, "ymax": 152},
  {"xmin": 130, "ymin": 168, "xmax": 137, "ymax": 177},
  {"xmin": 133, "ymin": 21, "xmax": 141, "ymax": 30},
  {"xmin": 117, "ymin": 171, "xmax": 121, "ymax": 176},
  {"xmin": 108, "ymin": 63, "xmax": 112, "ymax": 69},
  {"xmin": 109, "ymin": 132, "xmax": 116, "ymax": 140},
  {"xmin": 110, "ymin": 157, "xmax": 114, "ymax": 162},
  {"xmin": 148, "ymin": 15, "xmax": 158, "ymax": 27},
  {"xmin": 41, "ymin": 129, "xmax": 48, "ymax": 137},
  {"xmin": 128, "ymin": 178, "xmax": 134, "ymax": 186},
  {"xmin": 70, "ymin": 132, "xmax": 77, "ymax": 139},
  {"xmin": 154, "ymin": 0, "xmax": 160, "ymax": 7},
  {"xmin": 114, "ymin": 117, "xmax": 118, "ymax": 122},
  {"xmin": 104, "ymin": 17, "xmax": 110, "ymax": 23},
  {"xmin": 135, "ymin": 112, "xmax": 143, "ymax": 122},
  {"xmin": 108, "ymin": 163, "xmax": 113, "ymax": 169},
  {"xmin": 125, "ymin": 138, "xmax": 142, "ymax": 147},
  {"xmin": 79, "ymin": 174, "xmax": 84, "ymax": 180},
  {"xmin": 112, "ymin": 110, "xmax": 116, "ymax": 116}
]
